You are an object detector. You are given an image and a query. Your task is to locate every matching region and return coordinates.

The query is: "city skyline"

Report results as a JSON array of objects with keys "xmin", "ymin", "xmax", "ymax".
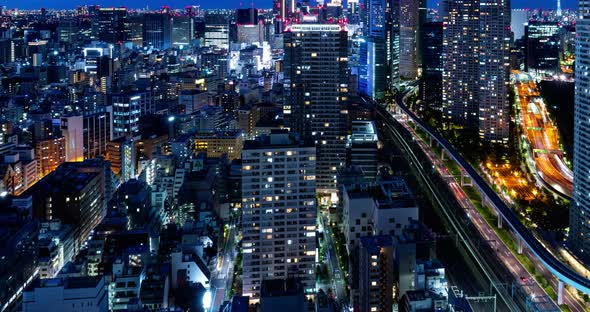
[
  {"xmin": 0, "ymin": 0, "xmax": 577, "ymax": 10},
  {"xmin": 0, "ymin": 0, "xmax": 586, "ymax": 310}
]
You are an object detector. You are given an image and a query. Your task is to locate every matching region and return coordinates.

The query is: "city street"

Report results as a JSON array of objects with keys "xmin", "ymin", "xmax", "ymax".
[
  {"xmin": 318, "ymin": 211, "xmax": 349, "ymax": 309},
  {"xmin": 514, "ymin": 71, "xmax": 573, "ymax": 198},
  {"xmin": 211, "ymin": 215, "xmax": 239, "ymax": 311}
]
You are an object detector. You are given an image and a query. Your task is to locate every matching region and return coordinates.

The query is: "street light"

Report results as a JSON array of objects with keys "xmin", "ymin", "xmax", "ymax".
[{"xmin": 202, "ymin": 290, "xmax": 212, "ymax": 311}]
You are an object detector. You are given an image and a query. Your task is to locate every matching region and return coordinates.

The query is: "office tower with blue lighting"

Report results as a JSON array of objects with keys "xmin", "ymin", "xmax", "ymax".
[{"xmin": 359, "ymin": 0, "xmax": 399, "ymax": 98}]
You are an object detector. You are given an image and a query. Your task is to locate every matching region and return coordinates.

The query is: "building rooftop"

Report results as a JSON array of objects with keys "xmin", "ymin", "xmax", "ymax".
[
  {"xmin": 260, "ymin": 278, "xmax": 304, "ymax": 298},
  {"xmin": 360, "ymin": 235, "xmax": 393, "ymax": 254},
  {"xmin": 243, "ymin": 130, "xmax": 312, "ymax": 150}
]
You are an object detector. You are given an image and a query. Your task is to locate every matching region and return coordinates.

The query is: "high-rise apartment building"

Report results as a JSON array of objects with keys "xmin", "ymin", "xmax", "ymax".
[
  {"xmin": 241, "ymin": 131, "xmax": 317, "ymax": 300},
  {"xmin": 283, "ymin": 22, "xmax": 348, "ymax": 193},
  {"xmin": 442, "ymin": 0, "xmax": 510, "ymax": 143},
  {"xmin": 569, "ymin": 0, "xmax": 590, "ymax": 261},
  {"xmin": 442, "ymin": 0, "xmax": 480, "ymax": 128},
  {"xmin": 478, "ymin": 0, "xmax": 511, "ymax": 144},
  {"xmin": 359, "ymin": 235, "xmax": 395, "ymax": 312}
]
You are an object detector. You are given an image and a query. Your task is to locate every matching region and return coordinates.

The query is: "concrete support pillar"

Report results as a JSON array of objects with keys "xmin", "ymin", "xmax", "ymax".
[
  {"xmin": 429, "ymin": 136, "xmax": 433, "ymax": 147},
  {"xmin": 557, "ymin": 280, "xmax": 564, "ymax": 305},
  {"xmin": 517, "ymin": 237, "xmax": 523, "ymax": 254},
  {"xmin": 497, "ymin": 215, "xmax": 503, "ymax": 229},
  {"xmin": 441, "ymin": 150, "xmax": 446, "ymax": 161}
]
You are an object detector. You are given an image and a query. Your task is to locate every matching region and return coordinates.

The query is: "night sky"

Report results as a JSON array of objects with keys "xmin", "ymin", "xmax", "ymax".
[{"xmin": 0, "ymin": 0, "xmax": 577, "ymax": 11}]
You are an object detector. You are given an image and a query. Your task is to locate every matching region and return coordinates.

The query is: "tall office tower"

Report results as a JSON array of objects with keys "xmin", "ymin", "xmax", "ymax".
[
  {"xmin": 524, "ymin": 22, "xmax": 561, "ymax": 74},
  {"xmin": 283, "ymin": 23, "xmax": 348, "ymax": 193},
  {"xmin": 57, "ymin": 18, "xmax": 79, "ymax": 43},
  {"xmin": 112, "ymin": 93, "xmax": 143, "ymax": 139},
  {"xmin": 96, "ymin": 8, "xmax": 129, "ymax": 44},
  {"xmin": 241, "ymin": 130, "xmax": 317, "ymax": 300},
  {"xmin": 143, "ymin": 13, "xmax": 172, "ymax": 50},
  {"xmin": 359, "ymin": 0, "xmax": 388, "ymax": 99},
  {"xmin": 570, "ymin": 0, "xmax": 590, "ymax": 262},
  {"xmin": 347, "ymin": 0, "xmax": 361, "ymax": 24},
  {"xmin": 128, "ymin": 15, "xmax": 144, "ymax": 47},
  {"xmin": 399, "ymin": 0, "xmax": 420, "ymax": 79},
  {"xmin": 171, "ymin": 15, "xmax": 194, "ymax": 48},
  {"xmin": 204, "ymin": 12, "xmax": 230, "ymax": 50},
  {"xmin": 359, "ymin": 236, "xmax": 395, "ymax": 312},
  {"xmin": 478, "ymin": 0, "xmax": 510, "ymax": 144},
  {"xmin": 359, "ymin": 36, "xmax": 387, "ymax": 100},
  {"xmin": 441, "ymin": 0, "xmax": 480, "ymax": 128},
  {"xmin": 273, "ymin": 0, "xmax": 295, "ymax": 19},
  {"xmin": 419, "ymin": 22, "xmax": 443, "ymax": 111},
  {"xmin": 361, "ymin": 0, "xmax": 400, "ymax": 86}
]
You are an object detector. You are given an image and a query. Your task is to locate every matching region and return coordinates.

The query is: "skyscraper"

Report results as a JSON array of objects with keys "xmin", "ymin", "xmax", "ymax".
[
  {"xmin": 359, "ymin": 36, "xmax": 387, "ymax": 100},
  {"xmin": 419, "ymin": 22, "xmax": 443, "ymax": 111},
  {"xmin": 273, "ymin": 0, "xmax": 295, "ymax": 19},
  {"xmin": 96, "ymin": 7, "xmax": 129, "ymax": 44},
  {"xmin": 359, "ymin": 236, "xmax": 395, "ymax": 312},
  {"xmin": 525, "ymin": 22, "xmax": 561, "ymax": 75},
  {"xmin": 478, "ymin": 0, "xmax": 511, "ymax": 144},
  {"xmin": 442, "ymin": 0, "xmax": 480, "ymax": 128},
  {"xmin": 171, "ymin": 15, "xmax": 195, "ymax": 48},
  {"xmin": 442, "ymin": 0, "xmax": 510, "ymax": 143},
  {"xmin": 143, "ymin": 13, "xmax": 172, "ymax": 50},
  {"xmin": 241, "ymin": 130, "xmax": 317, "ymax": 300},
  {"xmin": 283, "ymin": 22, "xmax": 348, "ymax": 193},
  {"xmin": 570, "ymin": 0, "xmax": 590, "ymax": 261},
  {"xmin": 361, "ymin": 0, "xmax": 400, "ymax": 88},
  {"xmin": 399, "ymin": 0, "xmax": 421, "ymax": 79}
]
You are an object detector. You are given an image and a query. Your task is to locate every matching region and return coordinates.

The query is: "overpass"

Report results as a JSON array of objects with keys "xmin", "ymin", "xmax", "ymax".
[{"xmin": 370, "ymin": 94, "xmax": 590, "ymax": 304}]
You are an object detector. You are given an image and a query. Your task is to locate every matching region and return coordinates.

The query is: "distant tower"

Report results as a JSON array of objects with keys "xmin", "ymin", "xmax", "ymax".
[{"xmin": 557, "ymin": 0, "xmax": 562, "ymax": 17}]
